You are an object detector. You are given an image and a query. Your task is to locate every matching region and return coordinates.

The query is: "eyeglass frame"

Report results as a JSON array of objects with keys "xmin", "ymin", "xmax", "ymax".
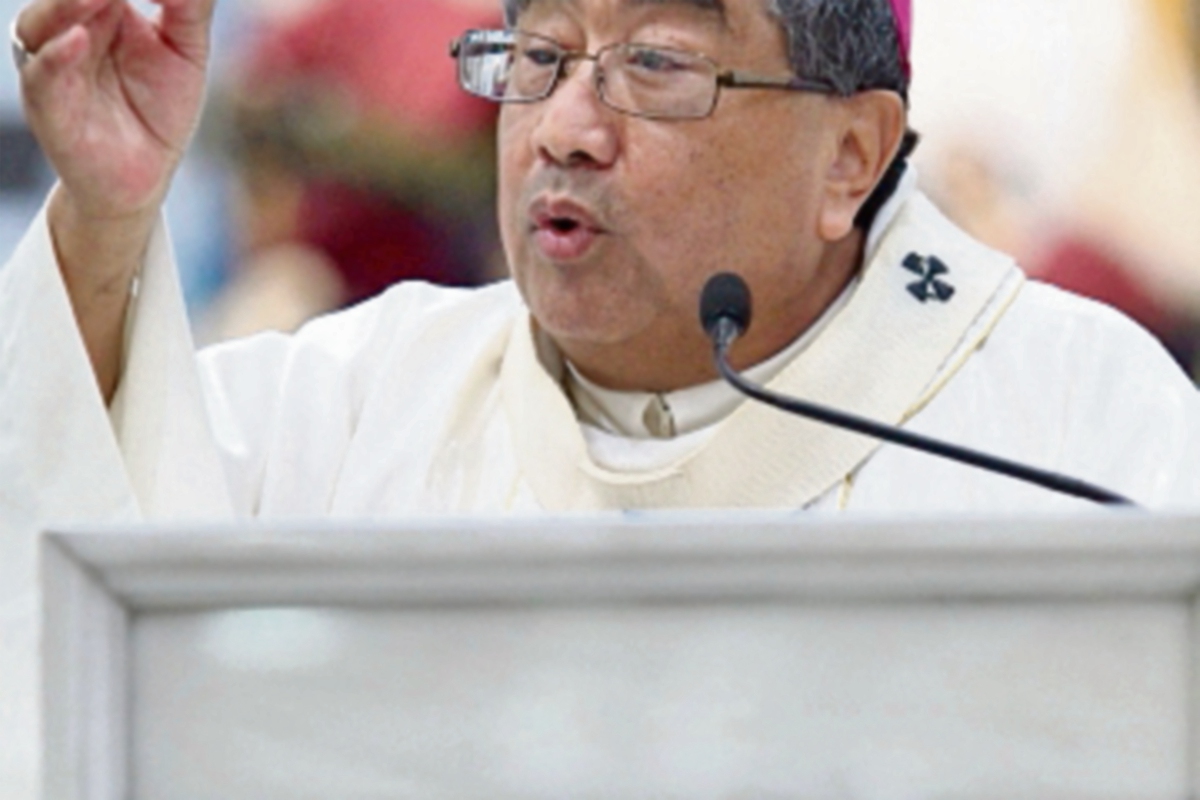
[{"xmin": 449, "ymin": 28, "xmax": 842, "ymax": 121}]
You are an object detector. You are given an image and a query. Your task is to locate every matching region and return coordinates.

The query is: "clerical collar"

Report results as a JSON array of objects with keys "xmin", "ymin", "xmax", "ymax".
[
  {"xmin": 564, "ymin": 166, "xmax": 919, "ymax": 441},
  {"xmin": 565, "ymin": 276, "xmax": 856, "ymax": 438}
]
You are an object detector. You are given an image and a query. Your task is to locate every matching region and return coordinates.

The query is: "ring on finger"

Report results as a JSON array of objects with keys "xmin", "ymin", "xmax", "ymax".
[{"xmin": 10, "ymin": 18, "xmax": 33, "ymax": 70}]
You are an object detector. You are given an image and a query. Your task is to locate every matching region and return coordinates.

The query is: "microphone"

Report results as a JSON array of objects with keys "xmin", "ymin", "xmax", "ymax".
[
  {"xmin": 699, "ymin": 272, "xmax": 1136, "ymax": 507},
  {"xmin": 700, "ymin": 272, "xmax": 753, "ymax": 350}
]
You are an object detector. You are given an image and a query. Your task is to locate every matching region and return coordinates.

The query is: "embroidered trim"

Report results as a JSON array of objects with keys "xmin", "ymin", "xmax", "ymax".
[
  {"xmin": 900, "ymin": 272, "xmax": 1026, "ymax": 426},
  {"xmin": 840, "ymin": 272, "xmax": 1026, "ymax": 511}
]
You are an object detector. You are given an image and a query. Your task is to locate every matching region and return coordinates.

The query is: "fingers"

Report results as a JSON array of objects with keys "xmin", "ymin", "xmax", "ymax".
[
  {"xmin": 152, "ymin": 0, "xmax": 216, "ymax": 63},
  {"xmin": 18, "ymin": 22, "xmax": 89, "ymax": 151},
  {"xmin": 16, "ymin": 0, "xmax": 217, "ymax": 73},
  {"xmin": 22, "ymin": 21, "xmax": 87, "ymax": 79},
  {"xmin": 18, "ymin": 0, "xmax": 121, "ymax": 144},
  {"xmin": 18, "ymin": 0, "xmax": 124, "ymax": 102},
  {"xmin": 14, "ymin": 0, "xmax": 113, "ymax": 54}
]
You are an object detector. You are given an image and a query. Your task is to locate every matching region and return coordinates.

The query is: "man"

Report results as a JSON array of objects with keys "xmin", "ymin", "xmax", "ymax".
[{"xmin": 2, "ymin": 0, "xmax": 1198, "ymax": 524}]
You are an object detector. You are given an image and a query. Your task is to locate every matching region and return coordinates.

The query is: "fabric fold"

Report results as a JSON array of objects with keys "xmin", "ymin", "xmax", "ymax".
[{"xmin": 0, "ymin": 203, "xmax": 141, "ymax": 531}]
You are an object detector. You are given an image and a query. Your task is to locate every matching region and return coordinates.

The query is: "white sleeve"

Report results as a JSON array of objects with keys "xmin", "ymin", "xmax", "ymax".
[
  {"xmin": 0, "ymin": 206, "xmax": 142, "ymax": 531},
  {"xmin": 108, "ymin": 205, "xmax": 408, "ymax": 520},
  {"xmin": 106, "ymin": 207, "xmax": 237, "ymax": 520},
  {"xmin": 1, "ymin": 195, "xmax": 466, "ymax": 527},
  {"xmin": 0, "ymin": 203, "xmax": 235, "ymax": 529}
]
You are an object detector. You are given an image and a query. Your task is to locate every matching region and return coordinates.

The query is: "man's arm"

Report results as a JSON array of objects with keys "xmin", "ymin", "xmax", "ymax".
[{"xmin": 14, "ymin": 0, "xmax": 215, "ymax": 401}]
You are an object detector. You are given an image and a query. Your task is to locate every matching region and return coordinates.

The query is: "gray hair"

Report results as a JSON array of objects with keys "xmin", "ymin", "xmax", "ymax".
[
  {"xmin": 769, "ymin": 0, "xmax": 907, "ymax": 98},
  {"xmin": 500, "ymin": 0, "xmax": 908, "ymax": 99}
]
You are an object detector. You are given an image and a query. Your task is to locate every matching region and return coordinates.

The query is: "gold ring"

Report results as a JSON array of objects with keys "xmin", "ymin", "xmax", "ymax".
[{"xmin": 10, "ymin": 18, "xmax": 32, "ymax": 70}]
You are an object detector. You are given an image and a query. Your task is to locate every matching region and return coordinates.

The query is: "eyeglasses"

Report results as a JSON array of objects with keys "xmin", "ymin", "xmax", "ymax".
[{"xmin": 449, "ymin": 29, "xmax": 839, "ymax": 121}]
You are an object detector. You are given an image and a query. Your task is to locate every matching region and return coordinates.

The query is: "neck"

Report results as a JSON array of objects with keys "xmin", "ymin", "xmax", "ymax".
[{"xmin": 558, "ymin": 231, "xmax": 866, "ymax": 393}]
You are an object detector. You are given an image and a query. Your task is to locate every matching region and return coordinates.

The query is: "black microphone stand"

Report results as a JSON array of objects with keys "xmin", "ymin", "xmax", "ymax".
[{"xmin": 709, "ymin": 316, "xmax": 1137, "ymax": 508}]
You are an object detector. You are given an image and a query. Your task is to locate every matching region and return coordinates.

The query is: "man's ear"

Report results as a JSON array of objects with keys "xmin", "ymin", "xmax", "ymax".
[{"xmin": 817, "ymin": 91, "xmax": 906, "ymax": 243}]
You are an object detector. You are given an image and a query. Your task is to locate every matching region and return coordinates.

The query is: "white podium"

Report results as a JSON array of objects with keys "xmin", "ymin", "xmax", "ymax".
[{"xmin": 40, "ymin": 512, "xmax": 1200, "ymax": 799}]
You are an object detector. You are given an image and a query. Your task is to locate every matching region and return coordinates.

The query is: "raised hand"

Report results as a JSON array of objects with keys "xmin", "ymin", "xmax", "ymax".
[
  {"xmin": 11, "ymin": 0, "xmax": 218, "ymax": 401},
  {"xmin": 15, "ymin": 0, "xmax": 216, "ymax": 219}
]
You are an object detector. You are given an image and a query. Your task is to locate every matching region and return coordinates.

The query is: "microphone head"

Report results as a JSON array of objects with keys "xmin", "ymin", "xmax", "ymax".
[{"xmin": 699, "ymin": 272, "xmax": 753, "ymax": 339}]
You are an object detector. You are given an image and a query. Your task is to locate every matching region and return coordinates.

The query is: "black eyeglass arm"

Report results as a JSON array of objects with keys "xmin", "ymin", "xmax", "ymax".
[{"xmin": 718, "ymin": 71, "xmax": 838, "ymax": 95}]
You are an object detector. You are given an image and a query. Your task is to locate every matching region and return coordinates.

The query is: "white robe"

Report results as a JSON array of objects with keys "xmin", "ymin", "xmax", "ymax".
[
  {"xmin": 3, "ymin": 185, "xmax": 1200, "ymax": 532},
  {"xmin": 4, "ymin": 179, "xmax": 1200, "ymax": 800}
]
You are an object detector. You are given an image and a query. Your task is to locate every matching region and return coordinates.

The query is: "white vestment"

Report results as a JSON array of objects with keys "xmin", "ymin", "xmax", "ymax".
[{"xmin": 3, "ymin": 182, "xmax": 1200, "ymax": 530}]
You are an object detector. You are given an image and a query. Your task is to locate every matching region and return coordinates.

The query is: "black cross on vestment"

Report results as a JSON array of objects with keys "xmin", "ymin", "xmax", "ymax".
[{"xmin": 902, "ymin": 253, "xmax": 955, "ymax": 304}]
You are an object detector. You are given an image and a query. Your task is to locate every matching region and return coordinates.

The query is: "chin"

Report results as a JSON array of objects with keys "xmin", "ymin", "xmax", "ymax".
[
  {"xmin": 528, "ymin": 292, "xmax": 657, "ymax": 349},
  {"xmin": 533, "ymin": 309, "xmax": 632, "ymax": 347},
  {"xmin": 512, "ymin": 251, "xmax": 665, "ymax": 345}
]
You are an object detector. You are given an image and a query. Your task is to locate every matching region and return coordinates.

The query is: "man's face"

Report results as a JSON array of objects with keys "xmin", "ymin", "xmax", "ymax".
[{"xmin": 498, "ymin": 0, "xmax": 842, "ymax": 388}]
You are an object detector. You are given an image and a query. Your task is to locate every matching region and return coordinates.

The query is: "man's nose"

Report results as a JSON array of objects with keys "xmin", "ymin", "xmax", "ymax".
[{"xmin": 530, "ymin": 61, "xmax": 620, "ymax": 170}]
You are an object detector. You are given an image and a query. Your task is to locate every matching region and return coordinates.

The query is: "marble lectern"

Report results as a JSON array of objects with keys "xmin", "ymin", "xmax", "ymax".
[{"xmin": 40, "ymin": 512, "xmax": 1200, "ymax": 799}]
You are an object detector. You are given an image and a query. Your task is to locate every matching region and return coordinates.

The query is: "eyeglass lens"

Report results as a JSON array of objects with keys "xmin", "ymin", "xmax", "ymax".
[{"xmin": 456, "ymin": 30, "xmax": 721, "ymax": 119}]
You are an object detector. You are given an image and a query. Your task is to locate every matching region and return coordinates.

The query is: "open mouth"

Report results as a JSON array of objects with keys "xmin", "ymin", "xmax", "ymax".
[
  {"xmin": 529, "ymin": 199, "xmax": 606, "ymax": 261},
  {"xmin": 547, "ymin": 217, "xmax": 582, "ymax": 234}
]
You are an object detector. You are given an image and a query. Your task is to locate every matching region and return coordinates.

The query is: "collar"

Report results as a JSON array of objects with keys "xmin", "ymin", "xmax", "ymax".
[{"xmin": 564, "ymin": 166, "xmax": 920, "ymax": 440}]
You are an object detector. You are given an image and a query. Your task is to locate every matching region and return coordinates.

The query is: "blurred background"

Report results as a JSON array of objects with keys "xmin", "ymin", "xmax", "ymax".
[{"xmin": 1, "ymin": 0, "xmax": 1199, "ymax": 370}]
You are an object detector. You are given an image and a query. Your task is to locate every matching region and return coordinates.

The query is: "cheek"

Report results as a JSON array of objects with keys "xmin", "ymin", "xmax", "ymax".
[
  {"xmin": 621, "ymin": 137, "xmax": 730, "ymax": 258},
  {"xmin": 623, "ymin": 138, "xmax": 786, "ymax": 285},
  {"xmin": 698, "ymin": 128, "xmax": 825, "ymax": 247},
  {"xmin": 496, "ymin": 111, "xmax": 535, "ymax": 252}
]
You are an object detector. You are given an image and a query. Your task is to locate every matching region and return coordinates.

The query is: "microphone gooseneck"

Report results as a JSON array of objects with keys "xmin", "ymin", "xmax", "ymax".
[{"xmin": 698, "ymin": 274, "xmax": 1136, "ymax": 508}]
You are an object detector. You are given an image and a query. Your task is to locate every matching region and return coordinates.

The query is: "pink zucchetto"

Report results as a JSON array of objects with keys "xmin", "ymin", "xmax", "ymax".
[{"xmin": 888, "ymin": 0, "xmax": 912, "ymax": 78}]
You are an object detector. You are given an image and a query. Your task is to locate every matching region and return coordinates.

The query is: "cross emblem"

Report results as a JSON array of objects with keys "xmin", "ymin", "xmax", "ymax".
[{"xmin": 902, "ymin": 253, "xmax": 955, "ymax": 304}]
